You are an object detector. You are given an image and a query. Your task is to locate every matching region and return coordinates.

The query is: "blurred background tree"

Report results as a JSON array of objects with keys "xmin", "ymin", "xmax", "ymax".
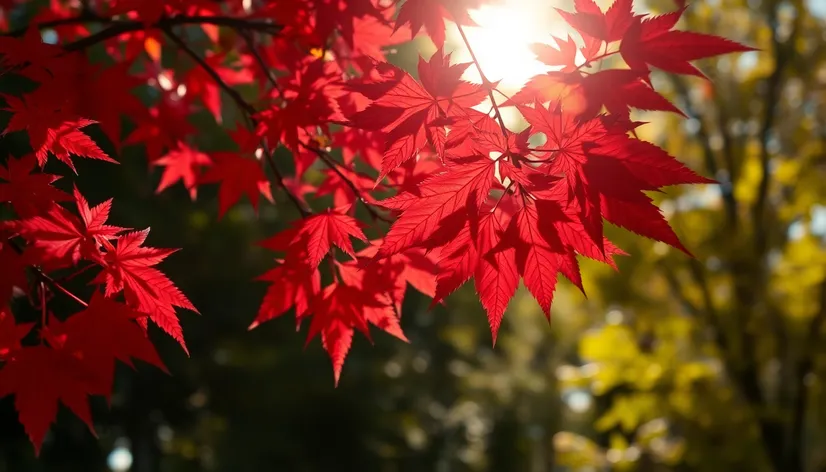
[
  {"xmin": 1, "ymin": 0, "xmax": 824, "ymax": 471},
  {"xmin": 553, "ymin": 0, "xmax": 826, "ymax": 471}
]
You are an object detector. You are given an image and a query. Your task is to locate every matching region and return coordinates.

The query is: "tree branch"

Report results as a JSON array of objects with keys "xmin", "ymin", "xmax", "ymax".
[
  {"xmin": 668, "ymin": 209, "xmax": 786, "ymax": 470},
  {"xmin": 670, "ymin": 75, "xmax": 739, "ymax": 229},
  {"xmin": 660, "ymin": 263, "xmax": 703, "ymax": 318},
  {"xmin": 11, "ymin": 13, "xmax": 282, "ymax": 50},
  {"xmin": 239, "ymin": 28, "xmax": 391, "ymax": 223},
  {"xmin": 788, "ymin": 279, "xmax": 826, "ymax": 471},
  {"xmin": 161, "ymin": 27, "xmax": 312, "ymax": 219},
  {"xmin": 752, "ymin": 4, "xmax": 798, "ymax": 258},
  {"xmin": 164, "ymin": 27, "xmax": 386, "ymax": 222}
]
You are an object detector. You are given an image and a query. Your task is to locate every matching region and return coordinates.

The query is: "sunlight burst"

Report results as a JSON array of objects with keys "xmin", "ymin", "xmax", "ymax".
[{"xmin": 448, "ymin": 0, "xmax": 564, "ymax": 91}]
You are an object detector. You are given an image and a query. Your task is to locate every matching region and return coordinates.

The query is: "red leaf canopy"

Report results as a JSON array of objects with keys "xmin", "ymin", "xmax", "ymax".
[{"xmin": 0, "ymin": 0, "xmax": 752, "ymax": 453}]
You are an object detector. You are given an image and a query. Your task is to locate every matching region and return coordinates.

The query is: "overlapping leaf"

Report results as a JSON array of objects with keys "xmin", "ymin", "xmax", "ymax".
[{"xmin": 347, "ymin": 50, "xmax": 488, "ymax": 180}]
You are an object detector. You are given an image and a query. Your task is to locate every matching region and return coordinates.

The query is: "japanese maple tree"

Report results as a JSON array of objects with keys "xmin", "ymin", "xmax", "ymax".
[{"xmin": 0, "ymin": 0, "xmax": 752, "ymax": 454}]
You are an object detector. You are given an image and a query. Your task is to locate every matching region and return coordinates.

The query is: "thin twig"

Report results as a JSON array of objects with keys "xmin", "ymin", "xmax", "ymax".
[
  {"xmin": 53, "ymin": 262, "xmax": 96, "ymax": 284},
  {"xmin": 454, "ymin": 23, "xmax": 512, "ymax": 155},
  {"xmin": 263, "ymin": 144, "xmax": 312, "ymax": 217},
  {"xmin": 6, "ymin": 238, "xmax": 89, "ymax": 308},
  {"xmin": 164, "ymin": 26, "xmax": 255, "ymax": 114},
  {"xmin": 240, "ymin": 30, "xmax": 281, "ymax": 91},
  {"xmin": 237, "ymin": 31, "xmax": 317, "ymax": 218},
  {"xmin": 302, "ymin": 144, "xmax": 393, "ymax": 223},
  {"xmin": 317, "ymin": 148, "xmax": 383, "ymax": 183}
]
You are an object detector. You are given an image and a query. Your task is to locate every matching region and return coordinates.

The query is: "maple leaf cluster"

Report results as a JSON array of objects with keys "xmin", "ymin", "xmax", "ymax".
[{"xmin": 0, "ymin": 0, "xmax": 751, "ymax": 453}]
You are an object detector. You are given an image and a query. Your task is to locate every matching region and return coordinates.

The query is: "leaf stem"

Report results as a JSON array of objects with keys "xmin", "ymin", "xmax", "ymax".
[
  {"xmin": 490, "ymin": 180, "xmax": 515, "ymax": 213},
  {"xmin": 301, "ymin": 143, "xmax": 393, "ymax": 223},
  {"xmin": 54, "ymin": 262, "xmax": 96, "ymax": 284},
  {"xmin": 577, "ymin": 49, "xmax": 619, "ymax": 71}
]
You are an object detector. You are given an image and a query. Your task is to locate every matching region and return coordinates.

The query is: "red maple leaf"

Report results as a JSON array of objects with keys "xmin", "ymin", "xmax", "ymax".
[
  {"xmin": 312, "ymin": 0, "xmax": 384, "ymax": 49},
  {"xmin": 426, "ymin": 209, "xmax": 520, "ymax": 342},
  {"xmin": 337, "ymin": 259, "xmax": 411, "ymax": 336},
  {"xmin": 291, "ymin": 209, "xmax": 367, "ymax": 268},
  {"xmin": 331, "ymin": 8, "xmax": 411, "ymax": 73},
  {"xmin": 197, "ymin": 151, "xmax": 273, "ymax": 219},
  {"xmin": 314, "ymin": 165, "xmax": 383, "ymax": 210},
  {"xmin": 377, "ymin": 155, "xmax": 497, "ymax": 258},
  {"xmin": 250, "ymin": 226, "xmax": 322, "ymax": 329},
  {"xmin": 0, "ymin": 345, "xmax": 97, "ymax": 454},
  {"xmin": 45, "ymin": 293, "xmax": 167, "ymax": 397},
  {"xmin": 251, "ymin": 227, "xmax": 433, "ymax": 383},
  {"xmin": 496, "ymin": 201, "xmax": 569, "ymax": 317},
  {"xmin": 124, "ymin": 87, "xmax": 196, "ymax": 162},
  {"xmin": 470, "ymin": 212, "xmax": 518, "ymax": 340},
  {"xmin": 306, "ymin": 283, "xmax": 369, "ymax": 385},
  {"xmin": 347, "ymin": 50, "xmax": 488, "ymax": 179},
  {"xmin": 305, "ymin": 278, "xmax": 406, "ymax": 385},
  {"xmin": 556, "ymin": 0, "xmax": 641, "ymax": 42},
  {"xmin": 332, "ymin": 128, "xmax": 384, "ymax": 169},
  {"xmin": 63, "ymin": 60, "xmax": 148, "ymax": 150},
  {"xmin": 153, "ymin": 143, "xmax": 213, "ymax": 200},
  {"xmin": 2, "ymin": 82, "xmax": 115, "ymax": 171},
  {"xmin": 250, "ymin": 258, "xmax": 321, "ymax": 330},
  {"xmin": 530, "ymin": 35, "xmax": 581, "ymax": 72},
  {"xmin": 577, "ymin": 69, "xmax": 684, "ymax": 118},
  {"xmin": 0, "ymin": 0, "xmax": 757, "ymax": 433},
  {"xmin": 392, "ymin": 0, "xmax": 482, "ymax": 48},
  {"xmin": 518, "ymin": 101, "xmax": 707, "ymax": 253},
  {"xmin": 15, "ymin": 186, "xmax": 125, "ymax": 268},
  {"xmin": 620, "ymin": 7, "xmax": 755, "ymax": 78},
  {"xmin": 352, "ymin": 241, "xmax": 440, "ymax": 314},
  {"xmin": 94, "ymin": 229, "xmax": 198, "ymax": 353},
  {"xmin": 504, "ymin": 68, "xmax": 681, "ymax": 120},
  {"xmin": 0, "ymin": 154, "xmax": 71, "ymax": 219}
]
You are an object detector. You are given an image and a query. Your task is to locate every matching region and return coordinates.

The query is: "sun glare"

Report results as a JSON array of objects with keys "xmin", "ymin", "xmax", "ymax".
[{"xmin": 448, "ymin": 0, "xmax": 564, "ymax": 91}]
